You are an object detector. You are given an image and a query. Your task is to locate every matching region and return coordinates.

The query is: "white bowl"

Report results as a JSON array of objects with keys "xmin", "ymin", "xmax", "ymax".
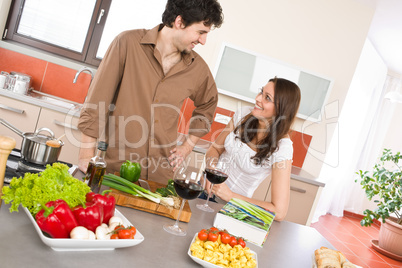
[{"xmin": 23, "ymin": 206, "xmax": 144, "ymax": 251}]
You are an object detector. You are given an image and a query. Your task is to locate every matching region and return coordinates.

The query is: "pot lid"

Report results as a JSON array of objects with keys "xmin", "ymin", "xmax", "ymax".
[{"xmin": 25, "ymin": 133, "xmax": 52, "ymax": 144}]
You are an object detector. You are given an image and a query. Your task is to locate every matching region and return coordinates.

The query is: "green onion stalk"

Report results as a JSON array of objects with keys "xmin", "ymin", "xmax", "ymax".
[
  {"xmin": 102, "ymin": 173, "xmax": 177, "ymax": 207},
  {"xmin": 230, "ymin": 198, "xmax": 275, "ymax": 224}
]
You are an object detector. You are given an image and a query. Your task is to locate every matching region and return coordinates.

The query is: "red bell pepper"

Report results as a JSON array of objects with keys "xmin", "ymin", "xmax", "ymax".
[
  {"xmin": 86, "ymin": 190, "xmax": 116, "ymax": 224},
  {"xmin": 35, "ymin": 199, "xmax": 78, "ymax": 238},
  {"xmin": 72, "ymin": 202, "xmax": 104, "ymax": 233}
]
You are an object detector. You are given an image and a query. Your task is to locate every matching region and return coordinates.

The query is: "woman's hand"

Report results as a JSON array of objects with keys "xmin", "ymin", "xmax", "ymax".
[{"xmin": 211, "ymin": 183, "xmax": 234, "ymax": 202}]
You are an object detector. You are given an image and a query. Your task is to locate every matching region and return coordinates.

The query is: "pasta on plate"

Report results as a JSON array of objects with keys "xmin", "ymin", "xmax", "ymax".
[{"xmin": 190, "ymin": 235, "xmax": 257, "ymax": 268}]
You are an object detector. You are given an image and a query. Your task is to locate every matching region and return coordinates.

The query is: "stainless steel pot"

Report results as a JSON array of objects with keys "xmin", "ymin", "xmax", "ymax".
[{"xmin": 0, "ymin": 119, "xmax": 63, "ymax": 165}]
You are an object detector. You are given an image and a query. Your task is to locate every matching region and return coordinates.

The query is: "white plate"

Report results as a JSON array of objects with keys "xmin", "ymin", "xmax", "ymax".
[
  {"xmin": 187, "ymin": 233, "xmax": 258, "ymax": 268},
  {"xmin": 23, "ymin": 206, "xmax": 144, "ymax": 251}
]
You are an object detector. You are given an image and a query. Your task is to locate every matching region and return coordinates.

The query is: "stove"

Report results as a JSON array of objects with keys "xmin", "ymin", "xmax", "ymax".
[{"xmin": 4, "ymin": 149, "xmax": 78, "ymax": 184}]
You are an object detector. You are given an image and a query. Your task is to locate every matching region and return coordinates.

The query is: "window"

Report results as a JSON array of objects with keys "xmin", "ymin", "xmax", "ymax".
[{"xmin": 3, "ymin": 0, "xmax": 166, "ymax": 66}]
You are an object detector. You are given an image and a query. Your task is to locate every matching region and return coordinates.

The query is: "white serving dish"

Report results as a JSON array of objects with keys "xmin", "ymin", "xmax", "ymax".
[
  {"xmin": 23, "ymin": 206, "xmax": 144, "ymax": 251},
  {"xmin": 187, "ymin": 233, "xmax": 258, "ymax": 268}
]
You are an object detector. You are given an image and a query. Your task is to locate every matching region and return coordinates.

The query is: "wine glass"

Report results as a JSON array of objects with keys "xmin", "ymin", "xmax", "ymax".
[
  {"xmin": 163, "ymin": 165, "xmax": 205, "ymax": 236},
  {"xmin": 196, "ymin": 156, "xmax": 229, "ymax": 213}
]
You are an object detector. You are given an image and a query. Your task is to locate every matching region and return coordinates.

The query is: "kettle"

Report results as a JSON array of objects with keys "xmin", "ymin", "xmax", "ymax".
[{"xmin": 8, "ymin": 72, "xmax": 32, "ymax": 94}]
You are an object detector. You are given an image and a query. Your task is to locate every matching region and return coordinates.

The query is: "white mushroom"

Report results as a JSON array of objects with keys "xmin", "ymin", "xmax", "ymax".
[
  {"xmin": 88, "ymin": 230, "xmax": 96, "ymax": 240},
  {"xmin": 108, "ymin": 216, "xmax": 124, "ymax": 226},
  {"xmin": 108, "ymin": 222, "xmax": 121, "ymax": 232},
  {"xmin": 96, "ymin": 224, "xmax": 111, "ymax": 240},
  {"xmin": 70, "ymin": 226, "xmax": 90, "ymax": 239}
]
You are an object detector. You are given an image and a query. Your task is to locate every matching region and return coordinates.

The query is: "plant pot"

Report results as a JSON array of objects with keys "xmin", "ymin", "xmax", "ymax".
[{"xmin": 377, "ymin": 218, "xmax": 402, "ymax": 258}]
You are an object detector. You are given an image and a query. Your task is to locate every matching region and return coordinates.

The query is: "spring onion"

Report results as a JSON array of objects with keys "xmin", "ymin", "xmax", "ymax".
[{"xmin": 102, "ymin": 173, "xmax": 177, "ymax": 207}]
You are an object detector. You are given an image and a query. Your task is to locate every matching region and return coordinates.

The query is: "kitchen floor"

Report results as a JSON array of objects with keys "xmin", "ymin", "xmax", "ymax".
[{"xmin": 311, "ymin": 213, "xmax": 402, "ymax": 268}]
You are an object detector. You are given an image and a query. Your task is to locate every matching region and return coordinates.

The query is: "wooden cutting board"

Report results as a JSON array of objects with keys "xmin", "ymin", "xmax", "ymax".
[{"xmin": 108, "ymin": 179, "xmax": 192, "ymax": 223}]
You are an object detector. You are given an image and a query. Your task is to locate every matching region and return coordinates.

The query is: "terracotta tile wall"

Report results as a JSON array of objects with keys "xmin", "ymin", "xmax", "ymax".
[
  {"xmin": 178, "ymin": 98, "xmax": 235, "ymax": 142},
  {"xmin": 179, "ymin": 98, "xmax": 312, "ymax": 168},
  {"xmin": 0, "ymin": 48, "xmax": 90, "ymax": 103}
]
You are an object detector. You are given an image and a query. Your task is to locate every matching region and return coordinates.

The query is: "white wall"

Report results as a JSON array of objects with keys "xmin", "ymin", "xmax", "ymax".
[{"xmin": 0, "ymin": 0, "xmax": 376, "ymax": 178}]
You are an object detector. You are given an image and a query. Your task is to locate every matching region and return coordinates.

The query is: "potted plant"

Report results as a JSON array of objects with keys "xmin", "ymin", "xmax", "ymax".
[{"xmin": 356, "ymin": 148, "xmax": 402, "ymax": 259}]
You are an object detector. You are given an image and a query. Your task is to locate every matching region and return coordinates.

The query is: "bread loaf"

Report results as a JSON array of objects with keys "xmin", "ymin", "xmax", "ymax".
[
  {"xmin": 341, "ymin": 261, "xmax": 356, "ymax": 268},
  {"xmin": 314, "ymin": 247, "xmax": 356, "ymax": 268}
]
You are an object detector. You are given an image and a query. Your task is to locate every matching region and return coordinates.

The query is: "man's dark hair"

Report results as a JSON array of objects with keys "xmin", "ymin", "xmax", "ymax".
[{"xmin": 162, "ymin": 0, "xmax": 223, "ymax": 28}]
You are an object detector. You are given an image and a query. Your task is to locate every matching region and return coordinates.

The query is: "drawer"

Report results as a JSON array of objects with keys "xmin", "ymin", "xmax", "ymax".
[
  {"xmin": 0, "ymin": 96, "xmax": 41, "ymax": 149},
  {"xmin": 285, "ymin": 178, "xmax": 321, "ymax": 225}
]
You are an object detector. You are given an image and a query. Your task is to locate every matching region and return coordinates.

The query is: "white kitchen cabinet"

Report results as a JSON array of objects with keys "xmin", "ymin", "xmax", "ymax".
[
  {"xmin": 0, "ymin": 95, "xmax": 41, "ymax": 149},
  {"xmin": 253, "ymin": 173, "xmax": 324, "ymax": 226},
  {"xmin": 36, "ymin": 108, "xmax": 81, "ymax": 165},
  {"xmin": 285, "ymin": 178, "xmax": 323, "ymax": 226}
]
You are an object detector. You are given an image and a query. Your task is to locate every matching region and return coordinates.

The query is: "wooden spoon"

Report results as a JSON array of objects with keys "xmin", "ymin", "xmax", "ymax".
[{"xmin": 46, "ymin": 133, "xmax": 66, "ymax": 148}]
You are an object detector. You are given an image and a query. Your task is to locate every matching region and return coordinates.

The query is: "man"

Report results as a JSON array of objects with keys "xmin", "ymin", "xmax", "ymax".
[{"xmin": 77, "ymin": 0, "xmax": 224, "ymax": 184}]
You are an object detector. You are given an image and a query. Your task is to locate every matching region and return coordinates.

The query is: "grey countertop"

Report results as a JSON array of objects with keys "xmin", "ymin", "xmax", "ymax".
[
  {"xmin": 0, "ymin": 195, "xmax": 334, "ymax": 268},
  {"xmin": 0, "ymin": 88, "xmax": 82, "ymax": 117}
]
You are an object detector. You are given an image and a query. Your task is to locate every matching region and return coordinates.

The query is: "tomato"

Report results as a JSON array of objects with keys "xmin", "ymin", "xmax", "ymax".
[
  {"xmin": 229, "ymin": 236, "xmax": 238, "ymax": 247},
  {"xmin": 237, "ymin": 238, "xmax": 246, "ymax": 248},
  {"xmin": 208, "ymin": 231, "xmax": 218, "ymax": 242},
  {"xmin": 220, "ymin": 233, "xmax": 231, "ymax": 244},
  {"xmin": 219, "ymin": 229, "xmax": 228, "ymax": 236},
  {"xmin": 209, "ymin": 227, "xmax": 219, "ymax": 232},
  {"xmin": 110, "ymin": 233, "xmax": 119, "ymax": 239},
  {"xmin": 118, "ymin": 228, "xmax": 132, "ymax": 239},
  {"xmin": 198, "ymin": 230, "xmax": 208, "ymax": 241},
  {"xmin": 127, "ymin": 226, "xmax": 136, "ymax": 238},
  {"xmin": 114, "ymin": 224, "xmax": 125, "ymax": 231}
]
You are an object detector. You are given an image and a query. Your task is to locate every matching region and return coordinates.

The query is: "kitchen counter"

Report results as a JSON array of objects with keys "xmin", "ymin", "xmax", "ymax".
[
  {"xmin": 0, "ymin": 89, "xmax": 82, "ymax": 116},
  {"xmin": 0, "ymin": 190, "xmax": 335, "ymax": 267}
]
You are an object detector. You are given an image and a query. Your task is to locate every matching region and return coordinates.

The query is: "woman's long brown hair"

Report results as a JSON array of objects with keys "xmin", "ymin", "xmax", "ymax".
[{"xmin": 234, "ymin": 77, "xmax": 301, "ymax": 165}]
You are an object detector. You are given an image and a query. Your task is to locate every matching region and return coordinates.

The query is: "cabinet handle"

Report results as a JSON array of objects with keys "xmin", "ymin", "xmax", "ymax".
[
  {"xmin": 53, "ymin": 120, "xmax": 79, "ymax": 130},
  {"xmin": 0, "ymin": 104, "xmax": 24, "ymax": 114},
  {"xmin": 290, "ymin": 186, "xmax": 306, "ymax": 194}
]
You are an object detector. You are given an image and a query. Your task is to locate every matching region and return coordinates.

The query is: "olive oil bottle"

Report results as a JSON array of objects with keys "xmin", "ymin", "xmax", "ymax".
[{"xmin": 85, "ymin": 141, "xmax": 108, "ymax": 193}]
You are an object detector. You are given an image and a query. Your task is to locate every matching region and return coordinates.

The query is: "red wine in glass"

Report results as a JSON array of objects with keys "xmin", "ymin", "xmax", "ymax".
[
  {"xmin": 205, "ymin": 168, "xmax": 228, "ymax": 184},
  {"xmin": 197, "ymin": 157, "xmax": 231, "ymax": 213},
  {"xmin": 174, "ymin": 179, "xmax": 203, "ymax": 200},
  {"xmin": 164, "ymin": 166, "xmax": 205, "ymax": 236}
]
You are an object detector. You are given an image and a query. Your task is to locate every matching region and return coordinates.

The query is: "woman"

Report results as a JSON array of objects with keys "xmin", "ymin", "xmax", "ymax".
[{"xmin": 205, "ymin": 77, "xmax": 301, "ymax": 221}]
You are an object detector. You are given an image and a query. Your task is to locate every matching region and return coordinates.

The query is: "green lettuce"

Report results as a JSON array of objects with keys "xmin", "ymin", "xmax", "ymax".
[{"xmin": 1, "ymin": 162, "xmax": 90, "ymax": 215}]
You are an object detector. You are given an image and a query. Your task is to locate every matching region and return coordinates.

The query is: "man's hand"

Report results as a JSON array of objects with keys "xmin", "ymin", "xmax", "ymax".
[
  {"xmin": 168, "ymin": 134, "xmax": 200, "ymax": 170},
  {"xmin": 168, "ymin": 144, "xmax": 192, "ymax": 170}
]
